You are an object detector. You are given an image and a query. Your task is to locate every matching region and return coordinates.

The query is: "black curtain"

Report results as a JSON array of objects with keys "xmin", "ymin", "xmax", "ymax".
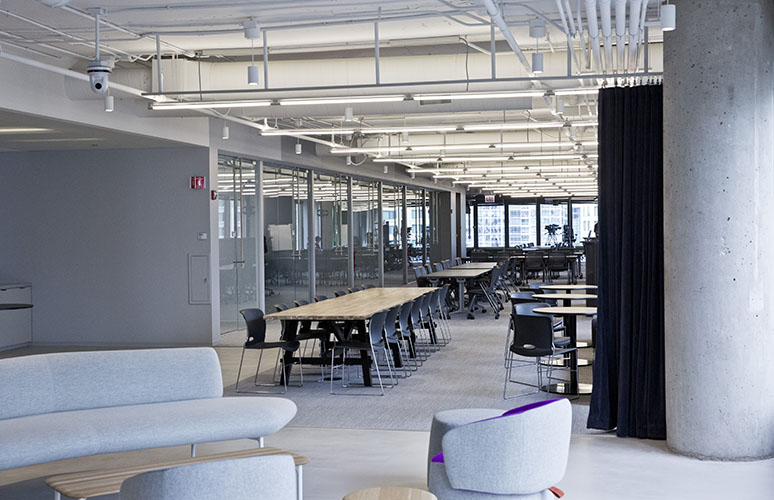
[{"xmin": 587, "ymin": 85, "xmax": 666, "ymax": 439}]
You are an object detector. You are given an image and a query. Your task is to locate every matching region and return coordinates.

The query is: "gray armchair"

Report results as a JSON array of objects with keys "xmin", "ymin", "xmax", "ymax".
[
  {"xmin": 120, "ymin": 455, "xmax": 297, "ymax": 500},
  {"xmin": 428, "ymin": 398, "xmax": 571, "ymax": 499}
]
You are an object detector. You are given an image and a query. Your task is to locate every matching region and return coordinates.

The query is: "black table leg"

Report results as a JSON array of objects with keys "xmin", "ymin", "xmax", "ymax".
[{"xmin": 355, "ymin": 320, "xmax": 373, "ymax": 387}]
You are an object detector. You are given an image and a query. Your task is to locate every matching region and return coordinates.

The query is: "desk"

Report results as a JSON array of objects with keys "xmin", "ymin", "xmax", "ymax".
[
  {"xmin": 46, "ymin": 447, "xmax": 309, "ymax": 500},
  {"xmin": 425, "ymin": 267, "xmax": 494, "ymax": 315},
  {"xmin": 534, "ymin": 306, "xmax": 596, "ymax": 395},
  {"xmin": 452, "ymin": 262, "xmax": 498, "ymax": 270},
  {"xmin": 531, "ymin": 294, "xmax": 597, "ymax": 306},
  {"xmin": 266, "ymin": 287, "xmax": 435, "ymax": 385}
]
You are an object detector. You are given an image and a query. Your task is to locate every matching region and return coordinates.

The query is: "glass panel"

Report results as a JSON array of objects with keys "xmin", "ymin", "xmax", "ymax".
[
  {"xmin": 477, "ymin": 204, "xmax": 505, "ymax": 247},
  {"xmin": 572, "ymin": 202, "xmax": 598, "ymax": 241},
  {"xmin": 352, "ymin": 179, "xmax": 380, "ymax": 286},
  {"xmin": 407, "ymin": 189, "xmax": 425, "ymax": 267},
  {"xmin": 427, "ymin": 190, "xmax": 442, "ymax": 264},
  {"xmin": 263, "ymin": 165, "xmax": 309, "ymax": 309},
  {"xmin": 217, "ymin": 156, "xmax": 257, "ymax": 334},
  {"xmin": 540, "ymin": 202, "xmax": 568, "ymax": 246},
  {"xmin": 313, "ymin": 173, "xmax": 348, "ymax": 296},
  {"xmin": 383, "ymin": 185, "xmax": 404, "ymax": 286},
  {"xmin": 508, "ymin": 203, "xmax": 537, "ymax": 247}
]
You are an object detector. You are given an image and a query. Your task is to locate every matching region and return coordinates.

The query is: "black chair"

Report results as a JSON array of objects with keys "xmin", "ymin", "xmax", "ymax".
[
  {"xmin": 441, "ymin": 259, "xmax": 452, "ymax": 270},
  {"xmin": 503, "ymin": 313, "xmax": 575, "ymax": 399},
  {"xmin": 466, "ymin": 266, "xmax": 502, "ymax": 320},
  {"xmin": 382, "ymin": 305, "xmax": 411, "ymax": 378},
  {"xmin": 334, "ymin": 290, "xmax": 349, "ymax": 297},
  {"xmin": 313, "ymin": 295, "xmax": 328, "ymax": 302},
  {"xmin": 362, "ymin": 284, "xmax": 376, "ymax": 289},
  {"xmin": 235, "ymin": 309, "xmax": 302, "ymax": 394},
  {"xmin": 545, "ymin": 253, "xmax": 570, "ymax": 283},
  {"xmin": 433, "ymin": 263, "xmax": 444, "ymax": 272},
  {"xmin": 292, "ymin": 299, "xmax": 330, "ymax": 359},
  {"xmin": 523, "ymin": 254, "xmax": 546, "ymax": 283}
]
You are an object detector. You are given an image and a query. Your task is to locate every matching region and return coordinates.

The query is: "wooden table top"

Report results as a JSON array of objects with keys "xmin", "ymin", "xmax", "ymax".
[
  {"xmin": 427, "ymin": 268, "xmax": 492, "ymax": 279},
  {"xmin": 534, "ymin": 306, "xmax": 597, "ymax": 316},
  {"xmin": 45, "ymin": 447, "xmax": 309, "ymax": 499},
  {"xmin": 538, "ymin": 284, "xmax": 598, "ymax": 291},
  {"xmin": 453, "ymin": 262, "xmax": 498, "ymax": 270},
  {"xmin": 343, "ymin": 487, "xmax": 438, "ymax": 500},
  {"xmin": 531, "ymin": 294, "xmax": 598, "ymax": 300},
  {"xmin": 265, "ymin": 287, "xmax": 436, "ymax": 321}
]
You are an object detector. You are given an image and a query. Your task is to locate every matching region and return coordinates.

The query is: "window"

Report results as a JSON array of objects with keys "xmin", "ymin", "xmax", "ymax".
[
  {"xmin": 508, "ymin": 204, "xmax": 536, "ymax": 246},
  {"xmin": 540, "ymin": 202, "xmax": 568, "ymax": 246},
  {"xmin": 572, "ymin": 202, "xmax": 598, "ymax": 241},
  {"xmin": 477, "ymin": 204, "xmax": 505, "ymax": 247}
]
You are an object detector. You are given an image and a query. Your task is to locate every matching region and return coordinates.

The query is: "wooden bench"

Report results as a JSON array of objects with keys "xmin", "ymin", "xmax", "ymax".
[{"xmin": 46, "ymin": 446, "xmax": 309, "ymax": 500}]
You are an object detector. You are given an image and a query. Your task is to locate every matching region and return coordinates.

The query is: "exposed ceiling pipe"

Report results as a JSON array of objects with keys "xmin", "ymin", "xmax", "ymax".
[
  {"xmin": 598, "ymin": 0, "xmax": 613, "ymax": 70},
  {"xmin": 479, "ymin": 0, "xmax": 535, "ymax": 78},
  {"xmin": 554, "ymin": 0, "xmax": 582, "ymax": 73},
  {"xmin": 576, "ymin": 0, "xmax": 589, "ymax": 70},
  {"xmin": 563, "ymin": 0, "xmax": 577, "ymax": 34},
  {"xmin": 614, "ymin": 0, "xmax": 627, "ymax": 71},
  {"xmin": 628, "ymin": 0, "xmax": 643, "ymax": 71},
  {"xmin": 635, "ymin": 0, "xmax": 650, "ymax": 71},
  {"xmin": 584, "ymin": 0, "xmax": 603, "ymax": 72}
]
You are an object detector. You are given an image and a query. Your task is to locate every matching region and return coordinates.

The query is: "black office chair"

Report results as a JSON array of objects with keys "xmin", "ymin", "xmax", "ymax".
[
  {"xmin": 235, "ymin": 308, "xmax": 302, "ymax": 394},
  {"xmin": 334, "ymin": 290, "xmax": 349, "ymax": 297},
  {"xmin": 503, "ymin": 313, "xmax": 575, "ymax": 399},
  {"xmin": 313, "ymin": 295, "xmax": 328, "ymax": 302},
  {"xmin": 466, "ymin": 266, "xmax": 502, "ymax": 320}
]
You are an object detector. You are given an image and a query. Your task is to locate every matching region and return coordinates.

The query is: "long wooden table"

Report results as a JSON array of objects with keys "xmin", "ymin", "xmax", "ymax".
[
  {"xmin": 425, "ymin": 265, "xmax": 496, "ymax": 315},
  {"xmin": 265, "ymin": 287, "xmax": 436, "ymax": 385},
  {"xmin": 46, "ymin": 447, "xmax": 309, "ymax": 500}
]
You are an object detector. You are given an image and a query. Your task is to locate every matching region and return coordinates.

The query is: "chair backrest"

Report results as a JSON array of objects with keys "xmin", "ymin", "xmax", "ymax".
[
  {"xmin": 441, "ymin": 399, "xmax": 571, "ymax": 495},
  {"xmin": 398, "ymin": 301, "xmax": 413, "ymax": 333},
  {"xmin": 363, "ymin": 284, "xmax": 376, "ymax": 289},
  {"xmin": 240, "ymin": 308, "xmax": 268, "ymax": 345},
  {"xmin": 274, "ymin": 304, "xmax": 290, "ymax": 312},
  {"xmin": 294, "ymin": 299, "xmax": 309, "ymax": 307},
  {"xmin": 313, "ymin": 295, "xmax": 328, "ymax": 302},
  {"xmin": 428, "ymin": 289, "xmax": 441, "ymax": 313},
  {"xmin": 486, "ymin": 266, "xmax": 502, "ymax": 291},
  {"xmin": 441, "ymin": 260, "xmax": 452, "ymax": 269},
  {"xmin": 368, "ymin": 310, "xmax": 388, "ymax": 345},
  {"xmin": 413, "ymin": 266, "xmax": 426, "ymax": 279},
  {"xmin": 454, "ymin": 257, "xmax": 463, "ymax": 266},
  {"xmin": 510, "ymin": 313, "xmax": 555, "ymax": 357},
  {"xmin": 514, "ymin": 302, "xmax": 552, "ymax": 316},
  {"xmin": 334, "ymin": 290, "xmax": 348, "ymax": 297},
  {"xmin": 384, "ymin": 305, "xmax": 401, "ymax": 341},
  {"xmin": 119, "ymin": 455, "xmax": 296, "ymax": 500},
  {"xmin": 420, "ymin": 292, "xmax": 433, "ymax": 315},
  {"xmin": 510, "ymin": 292, "xmax": 537, "ymax": 305},
  {"xmin": 410, "ymin": 299, "xmax": 423, "ymax": 327},
  {"xmin": 439, "ymin": 283, "xmax": 451, "ymax": 309},
  {"xmin": 433, "ymin": 263, "xmax": 443, "ymax": 272}
]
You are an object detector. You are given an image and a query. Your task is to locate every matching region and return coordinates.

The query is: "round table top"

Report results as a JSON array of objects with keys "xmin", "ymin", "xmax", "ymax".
[
  {"xmin": 0, "ymin": 303, "xmax": 33, "ymax": 310},
  {"xmin": 343, "ymin": 487, "xmax": 437, "ymax": 500},
  {"xmin": 534, "ymin": 306, "xmax": 597, "ymax": 316},
  {"xmin": 531, "ymin": 294, "xmax": 597, "ymax": 300},
  {"xmin": 538, "ymin": 284, "xmax": 598, "ymax": 291}
]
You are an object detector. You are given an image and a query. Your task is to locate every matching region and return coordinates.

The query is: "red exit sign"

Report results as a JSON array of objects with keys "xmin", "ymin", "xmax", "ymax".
[
  {"xmin": 190, "ymin": 176, "xmax": 206, "ymax": 189},
  {"xmin": 484, "ymin": 195, "xmax": 495, "ymax": 203}
]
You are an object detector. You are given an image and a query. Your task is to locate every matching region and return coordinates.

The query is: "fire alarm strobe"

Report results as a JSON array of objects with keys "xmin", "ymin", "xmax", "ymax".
[{"xmin": 191, "ymin": 176, "xmax": 206, "ymax": 189}]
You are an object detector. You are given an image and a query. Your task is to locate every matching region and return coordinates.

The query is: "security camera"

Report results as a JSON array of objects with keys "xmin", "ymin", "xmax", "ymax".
[{"xmin": 86, "ymin": 58, "xmax": 113, "ymax": 94}]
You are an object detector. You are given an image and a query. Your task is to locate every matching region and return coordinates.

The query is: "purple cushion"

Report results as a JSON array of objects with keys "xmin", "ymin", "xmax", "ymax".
[{"xmin": 432, "ymin": 399, "xmax": 564, "ymax": 463}]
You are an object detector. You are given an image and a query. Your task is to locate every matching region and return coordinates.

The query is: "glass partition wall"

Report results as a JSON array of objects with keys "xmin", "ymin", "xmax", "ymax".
[
  {"xmin": 352, "ymin": 179, "xmax": 380, "ymax": 287},
  {"xmin": 383, "ymin": 185, "xmax": 404, "ymax": 286},
  {"xmin": 313, "ymin": 173, "xmax": 348, "ymax": 298}
]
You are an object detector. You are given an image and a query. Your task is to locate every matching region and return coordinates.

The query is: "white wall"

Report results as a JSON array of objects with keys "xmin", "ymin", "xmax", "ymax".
[{"xmin": 0, "ymin": 147, "xmax": 214, "ymax": 347}]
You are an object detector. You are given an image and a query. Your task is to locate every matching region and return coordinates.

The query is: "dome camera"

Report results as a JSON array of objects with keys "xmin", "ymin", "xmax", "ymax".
[{"xmin": 86, "ymin": 58, "xmax": 113, "ymax": 94}]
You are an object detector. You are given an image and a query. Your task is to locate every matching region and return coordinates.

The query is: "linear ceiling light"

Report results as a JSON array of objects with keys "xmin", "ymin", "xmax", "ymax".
[
  {"xmin": 261, "ymin": 125, "xmax": 458, "ymax": 136},
  {"xmin": 279, "ymin": 95, "xmax": 406, "ymax": 106},
  {"xmin": 416, "ymin": 164, "xmax": 597, "ymax": 174},
  {"xmin": 151, "ymin": 100, "xmax": 272, "ymax": 110},
  {"xmin": 334, "ymin": 142, "xmax": 596, "ymax": 154},
  {"xmin": 373, "ymin": 154, "xmax": 584, "ymax": 163},
  {"xmin": 554, "ymin": 89, "xmax": 600, "ymax": 96},
  {"xmin": 0, "ymin": 127, "xmax": 54, "ymax": 134},
  {"xmin": 462, "ymin": 121, "xmax": 597, "ymax": 132},
  {"xmin": 414, "ymin": 91, "xmax": 544, "ymax": 101}
]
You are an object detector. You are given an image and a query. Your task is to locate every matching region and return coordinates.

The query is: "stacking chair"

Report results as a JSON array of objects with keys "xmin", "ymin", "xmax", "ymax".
[
  {"xmin": 329, "ymin": 310, "xmax": 395, "ymax": 395},
  {"xmin": 362, "ymin": 284, "xmax": 376, "ymax": 289},
  {"xmin": 466, "ymin": 266, "xmax": 502, "ymax": 320},
  {"xmin": 523, "ymin": 253, "xmax": 546, "ymax": 283},
  {"xmin": 334, "ymin": 290, "xmax": 349, "ymax": 297},
  {"xmin": 428, "ymin": 288, "xmax": 450, "ymax": 346},
  {"xmin": 409, "ymin": 299, "xmax": 433, "ymax": 360},
  {"xmin": 503, "ymin": 313, "xmax": 575, "ymax": 399},
  {"xmin": 413, "ymin": 266, "xmax": 431, "ymax": 287},
  {"xmin": 453, "ymin": 257, "xmax": 463, "ymax": 266},
  {"xmin": 441, "ymin": 259, "xmax": 452, "ymax": 269},
  {"xmin": 504, "ymin": 301, "xmax": 569, "ymax": 367},
  {"xmin": 419, "ymin": 293, "xmax": 441, "ymax": 351},
  {"xmin": 382, "ymin": 305, "xmax": 412, "ymax": 378},
  {"xmin": 433, "ymin": 263, "xmax": 444, "ymax": 272},
  {"xmin": 293, "ymin": 299, "xmax": 330, "ymax": 361},
  {"xmin": 398, "ymin": 301, "xmax": 422, "ymax": 366},
  {"xmin": 313, "ymin": 295, "xmax": 328, "ymax": 302},
  {"xmin": 235, "ymin": 309, "xmax": 302, "ymax": 394},
  {"xmin": 545, "ymin": 253, "xmax": 570, "ymax": 283}
]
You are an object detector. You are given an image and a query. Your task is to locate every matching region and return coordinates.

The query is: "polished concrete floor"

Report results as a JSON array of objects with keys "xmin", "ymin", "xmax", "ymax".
[{"xmin": 2, "ymin": 427, "xmax": 772, "ymax": 500}]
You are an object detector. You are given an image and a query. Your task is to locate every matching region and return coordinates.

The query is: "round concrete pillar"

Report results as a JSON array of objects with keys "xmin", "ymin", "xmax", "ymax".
[{"xmin": 664, "ymin": 0, "xmax": 774, "ymax": 460}]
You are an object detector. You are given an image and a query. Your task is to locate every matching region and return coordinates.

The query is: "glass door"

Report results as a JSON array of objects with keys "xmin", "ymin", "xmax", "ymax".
[{"xmin": 218, "ymin": 156, "xmax": 257, "ymax": 334}]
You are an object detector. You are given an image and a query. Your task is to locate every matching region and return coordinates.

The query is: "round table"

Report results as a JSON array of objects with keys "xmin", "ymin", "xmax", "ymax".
[
  {"xmin": 538, "ymin": 284, "xmax": 598, "ymax": 291},
  {"xmin": 343, "ymin": 487, "xmax": 437, "ymax": 500},
  {"xmin": 532, "ymin": 294, "xmax": 597, "ymax": 365},
  {"xmin": 534, "ymin": 306, "xmax": 597, "ymax": 396}
]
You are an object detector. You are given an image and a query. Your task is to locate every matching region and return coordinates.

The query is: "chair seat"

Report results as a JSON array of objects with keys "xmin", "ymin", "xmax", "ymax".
[
  {"xmin": 429, "ymin": 462, "xmax": 555, "ymax": 500},
  {"xmin": 553, "ymin": 337, "xmax": 571, "ymax": 347},
  {"xmin": 510, "ymin": 343, "xmax": 554, "ymax": 357}
]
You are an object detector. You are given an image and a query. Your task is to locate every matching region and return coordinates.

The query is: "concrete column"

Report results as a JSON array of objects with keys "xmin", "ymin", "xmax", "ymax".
[{"xmin": 664, "ymin": 0, "xmax": 774, "ymax": 460}]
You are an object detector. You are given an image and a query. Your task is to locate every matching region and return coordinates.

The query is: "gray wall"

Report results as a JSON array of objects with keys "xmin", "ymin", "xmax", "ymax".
[{"xmin": 0, "ymin": 147, "xmax": 213, "ymax": 346}]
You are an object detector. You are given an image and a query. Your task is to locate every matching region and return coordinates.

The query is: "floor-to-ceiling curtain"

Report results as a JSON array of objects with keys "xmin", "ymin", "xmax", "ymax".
[{"xmin": 588, "ymin": 85, "xmax": 666, "ymax": 439}]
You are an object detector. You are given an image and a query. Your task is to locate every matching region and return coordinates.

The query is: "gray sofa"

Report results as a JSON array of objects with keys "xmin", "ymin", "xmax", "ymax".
[{"xmin": 0, "ymin": 347, "xmax": 297, "ymax": 470}]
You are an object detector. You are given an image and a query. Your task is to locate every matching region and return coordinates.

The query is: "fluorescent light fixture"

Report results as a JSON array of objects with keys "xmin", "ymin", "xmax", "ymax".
[
  {"xmin": 554, "ymin": 89, "xmax": 600, "ymax": 96},
  {"xmin": 279, "ymin": 95, "xmax": 406, "ymax": 106},
  {"xmin": 418, "ymin": 164, "xmax": 596, "ymax": 173},
  {"xmin": 661, "ymin": 4, "xmax": 676, "ymax": 31},
  {"xmin": 332, "ymin": 141, "xmax": 596, "ymax": 155},
  {"xmin": 0, "ymin": 127, "xmax": 53, "ymax": 134},
  {"xmin": 262, "ymin": 125, "xmax": 458, "ymax": 136},
  {"xmin": 372, "ymin": 154, "xmax": 583, "ymax": 163},
  {"xmin": 151, "ymin": 100, "xmax": 272, "ymax": 110},
  {"xmin": 414, "ymin": 91, "xmax": 544, "ymax": 101},
  {"xmin": 462, "ymin": 121, "xmax": 597, "ymax": 132}
]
